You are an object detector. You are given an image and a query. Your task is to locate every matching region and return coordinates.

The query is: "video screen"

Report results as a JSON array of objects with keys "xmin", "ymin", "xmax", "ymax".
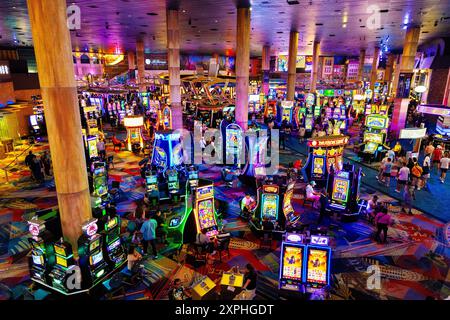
[
  {"xmin": 189, "ymin": 171, "xmax": 199, "ymax": 180},
  {"xmin": 169, "ymin": 217, "xmax": 181, "ymax": 227},
  {"xmin": 364, "ymin": 142, "xmax": 378, "ymax": 154},
  {"xmin": 226, "ymin": 129, "xmax": 241, "ymax": 149},
  {"xmin": 332, "ymin": 178, "xmax": 349, "ymax": 202},
  {"xmin": 89, "ymin": 238, "xmax": 100, "ymax": 252},
  {"xmin": 56, "ymin": 255, "xmax": 68, "ymax": 268},
  {"xmin": 54, "ymin": 245, "xmax": 66, "ymax": 256},
  {"xmin": 366, "ymin": 115, "xmax": 387, "ymax": 129},
  {"xmin": 197, "ymin": 199, "xmax": 216, "ymax": 230},
  {"xmin": 282, "ymin": 245, "xmax": 304, "ymax": 281},
  {"xmin": 306, "ymin": 247, "xmax": 330, "ymax": 285},
  {"xmin": 364, "ymin": 132, "xmax": 383, "ymax": 144},
  {"xmin": 146, "ymin": 176, "xmax": 157, "ymax": 184},
  {"xmin": 313, "ymin": 156, "xmax": 325, "ymax": 177},
  {"xmin": 108, "ymin": 239, "xmax": 121, "ymax": 251},
  {"xmin": 168, "ymin": 174, "xmax": 178, "ymax": 182},
  {"xmin": 91, "ymin": 251, "xmax": 104, "ymax": 265},
  {"xmin": 262, "ymin": 194, "xmax": 278, "ymax": 221},
  {"xmin": 30, "ymin": 115, "xmax": 38, "ymax": 126},
  {"xmin": 32, "ymin": 254, "xmax": 44, "ymax": 265}
]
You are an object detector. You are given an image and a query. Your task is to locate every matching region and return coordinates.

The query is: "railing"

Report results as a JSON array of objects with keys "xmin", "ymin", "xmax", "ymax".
[{"xmin": 1, "ymin": 142, "xmax": 34, "ymax": 184}]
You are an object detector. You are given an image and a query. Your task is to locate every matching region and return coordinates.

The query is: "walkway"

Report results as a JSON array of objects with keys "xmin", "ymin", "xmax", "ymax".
[{"xmin": 285, "ymin": 135, "xmax": 450, "ymax": 222}]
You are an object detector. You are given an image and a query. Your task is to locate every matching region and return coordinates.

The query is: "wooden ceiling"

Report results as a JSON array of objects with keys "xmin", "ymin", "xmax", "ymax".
[{"xmin": 0, "ymin": 0, "xmax": 449, "ymax": 57}]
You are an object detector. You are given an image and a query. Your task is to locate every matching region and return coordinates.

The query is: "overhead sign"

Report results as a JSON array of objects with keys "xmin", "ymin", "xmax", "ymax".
[
  {"xmin": 417, "ymin": 104, "xmax": 450, "ymax": 117},
  {"xmin": 399, "ymin": 128, "xmax": 427, "ymax": 139}
]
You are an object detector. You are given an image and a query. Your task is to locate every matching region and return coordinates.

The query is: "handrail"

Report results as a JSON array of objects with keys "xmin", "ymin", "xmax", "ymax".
[{"xmin": 1, "ymin": 142, "xmax": 34, "ymax": 183}]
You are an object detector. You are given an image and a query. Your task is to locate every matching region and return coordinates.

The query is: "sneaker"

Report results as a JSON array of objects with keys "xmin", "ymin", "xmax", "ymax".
[
  {"xmin": 417, "ymin": 188, "xmax": 421, "ymax": 191},
  {"xmin": 153, "ymin": 255, "xmax": 159, "ymax": 259},
  {"xmin": 395, "ymin": 190, "xmax": 400, "ymax": 193},
  {"xmin": 441, "ymin": 180, "xmax": 444, "ymax": 184},
  {"xmin": 376, "ymin": 176, "xmax": 379, "ymax": 180}
]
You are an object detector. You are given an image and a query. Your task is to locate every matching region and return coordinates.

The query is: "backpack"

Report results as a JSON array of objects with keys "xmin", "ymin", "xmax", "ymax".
[{"xmin": 411, "ymin": 164, "xmax": 423, "ymax": 178}]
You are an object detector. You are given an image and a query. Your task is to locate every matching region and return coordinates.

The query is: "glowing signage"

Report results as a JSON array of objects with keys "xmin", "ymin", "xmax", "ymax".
[
  {"xmin": 124, "ymin": 116, "xmax": 144, "ymax": 127},
  {"xmin": 82, "ymin": 219, "xmax": 98, "ymax": 237},
  {"xmin": 308, "ymin": 136, "xmax": 349, "ymax": 148},
  {"xmin": 399, "ymin": 128, "xmax": 427, "ymax": 139}
]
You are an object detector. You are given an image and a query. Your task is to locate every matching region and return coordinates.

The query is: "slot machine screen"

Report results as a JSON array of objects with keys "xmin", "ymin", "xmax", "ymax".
[
  {"xmin": 89, "ymin": 238, "xmax": 100, "ymax": 252},
  {"xmin": 261, "ymin": 194, "xmax": 278, "ymax": 221},
  {"xmin": 30, "ymin": 115, "xmax": 38, "ymax": 126},
  {"xmin": 146, "ymin": 175, "xmax": 157, "ymax": 185},
  {"xmin": 189, "ymin": 171, "xmax": 199, "ymax": 180},
  {"xmin": 332, "ymin": 178, "xmax": 350, "ymax": 202},
  {"xmin": 88, "ymin": 139, "xmax": 98, "ymax": 158},
  {"xmin": 312, "ymin": 156, "xmax": 325, "ymax": 178},
  {"xmin": 91, "ymin": 251, "xmax": 104, "ymax": 265},
  {"xmin": 106, "ymin": 217, "xmax": 118, "ymax": 230},
  {"xmin": 282, "ymin": 108, "xmax": 291, "ymax": 121},
  {"xmin": 32, "ymin": 254, "xmax": 44, "ymax": 266},
  {"xmin": 281, "ymin": 244, "xmax": 304, "ymax": 282},
  {"xmin": 197, "ymin": 199, "xmax": 216, "ymax": 230},
  {"xmin": 54, "ymin": 245, "xmax": 66, "ymax": 256},
  {"xmin": 364, "ymin": 142, "xmax": 378, "ymax": 154},
  {"xmin": 169, "ymin": 217, "xmax": 181, "ymax": 227},
  {"xmin": 305, "ymin": 116, "xmax": 313, "ymax": 130},
  {"xmin": 108, "ymin": 239, "xmax": 121, "ymax": 251},
  {"xmin": 306, "ymin": 247, "xmax": 330, "ymax": 286},
  {"xmin": 363, "ymin": 132, "xmax": 383, "ymax": 144},
  {"xmin": 56, "ymin": 256, "xmax": 68, "ymax": 268}
]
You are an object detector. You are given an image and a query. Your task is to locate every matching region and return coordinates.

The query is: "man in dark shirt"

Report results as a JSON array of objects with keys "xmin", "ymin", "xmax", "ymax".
[
  {"xmin": 154, "ymin": 210, "xmax": 168, "ymax": 244},
  {"xmin": 24, "ymin": 151, "xmax": 34, "ymax": 168}
]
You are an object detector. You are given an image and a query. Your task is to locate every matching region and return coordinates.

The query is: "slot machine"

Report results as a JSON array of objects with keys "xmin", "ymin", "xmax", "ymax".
[
  {"xmin": 124, "ymin": 116, "xmax": 145, "ymax": 152},
  {"xmin": 27, "ymin": 219, "xmax": 55, "ymax": 285},
  {"xmin": 187, "ymin": 166, "xmax": 199, "ymax": 192},
  {"xmin": 86, "ymin": 135, "xmax": 98, "ymax": 160},
  {"xmin": 166, "ymin": 168, "xmax": 180, "ymax": 201},
  {"xmin": 305, "ymin": 236, "xmax": 332, "ymax": 292},
  {"xmin": 78, "ymin": 219, "xmax": 109, "ymax": 288},
  {"xmin": 257, "ymin": 185, "xmax": 280, "ymax": 226},
  {"xmin": 145, "ymin": 172, "xmax": 160, "ymax": 206},
  {"xmin": 92, "ymin": 161, "xmax": 108, "ymax": 198},
  {"xmin": 280, "ymin": 101, "xmax": 294, "ymax": 124},
  {"xmin": 102, "ymin": 216, "xmax": 126, "ymax": 268},
  {"xmin": 48, "ymin": 239, "xmax": 78, "ymax": 293},
  {"xmin": 225, "ymin": 123, "xmax": 244, "ymax": 168},
  {"xmin": 279, "ymin": 233, "xmax": 306, "ymax": 292},
  {"xmin": 194, "ymin": 184, "xmax": 219, "ymax": 237},
  {"xmin": 304, "ymin": 113, "xmax": 314, "ymax": 132}
]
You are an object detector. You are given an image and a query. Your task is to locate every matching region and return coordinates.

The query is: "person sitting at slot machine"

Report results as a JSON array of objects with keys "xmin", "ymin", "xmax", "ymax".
[
  {"xmin": 306, "ymin": 181, "xmax": 321, "ymax": 209},
  {"xmin": 241, "ymin": 194, "xmax": 256, "ymax": 220},
  {"xmin": 196, "ymin": 229, "xmax": 215, "ymax": 254},
  {"xmin": 168, "ymin": 278, "xmax": 192, "ymax": 301},
  {"xmin": 261, "ymin": 216, "xmax": 275, "ymax": 231},
  {"xmin": 127, "ymin": 245, "xmax": 143, "ymax": 273}
]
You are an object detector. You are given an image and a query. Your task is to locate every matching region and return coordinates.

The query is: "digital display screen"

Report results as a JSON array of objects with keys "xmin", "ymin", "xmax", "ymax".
[
  {"xmin": 106, "ymin": 217, "xmax": 118, "ymax": 230},
  {"xmin": 366, "ymin": 115, "xmax": 387, "ymax": 129},
  {"xmin": 332, "ymin": 178, "xmax": 349, "ymax": 203},
  {"xmin": 364, "ymin": 142, "xmax": 378, "ymax": 154},
  {"xmin": 306, "ymin": 247, "xmax": 330, "ymax": 285},
  {"xmin": 169, "ymin": 217, "xmax": 181, "ymax": 227},
  {"xmin": 30, "ymin": 115, "xmax": 38, "ymax": 126},
  {"xmin": 364, "ymin": 132, "xmax": 383, "ymax": 144},
  {"xmin": 146, "ymin": 176, "xmax": 157, "ymax": 184},
  {"xmin": 189, "ymin": 172, "xmax": 199, "ymax": 180},
  {"xmin": 89, "ymin": 238, "xmax": 100, "ymax": 252},
  {"xmin": 91, "ymin": 251, "xmax": 104, "ymax": 265},
  {"xmin": 54, "ymin": 245, "xmax": 66, "ymax": 256},
  {"xmin": 197, "ymin": 199, "xmax": 216, "ymax": 230},
  {"xmin": 32, "ymin": 254, "xmax": 44, "ymax": 265},
  {"xmin": 168, "ymin": 174, "xmax": 178, "ymax": 182},
  {"xmin": 56, "ymin": 255, "xmax": 68, "ymax": 268},
  {"xmin": 226, "ymin": 129, "xmax": 242, "ymax": 149},
  {"xmin": 262, "ymin": 194, "xmax": 278, "ymax": 221},
  {"xmin": 108, "ymin": 239, "xmax": 121, "ymax": 251},
  {"xmin": 305, "ymin": 117, "xmax": 313, "ymax": 130},
  {"xmin": 313, "ymin": 156, "xmax": 325, "ymax": 177},
  {"xmin": 281, "ymin": 245, "xmax": 304, "ymax": 281}
]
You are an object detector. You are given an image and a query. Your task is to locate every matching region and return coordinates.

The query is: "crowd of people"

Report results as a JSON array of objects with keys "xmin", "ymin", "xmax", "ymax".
[{"xmin": 24, "ymin": 150, "xmax": 52, "ymax": 184}]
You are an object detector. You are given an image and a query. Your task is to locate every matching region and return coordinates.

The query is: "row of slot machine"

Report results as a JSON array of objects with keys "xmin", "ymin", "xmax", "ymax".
[
  {"xmin": 279, "ymin": 233, "xmax": 331, "ymax": 294},
  {"xmin": 107, "ymin": 101, "xmax": 135, "ymax": 125},
  {"xmin": 28, "ymin": 216, "xmax": 126, "ymax": 295}
]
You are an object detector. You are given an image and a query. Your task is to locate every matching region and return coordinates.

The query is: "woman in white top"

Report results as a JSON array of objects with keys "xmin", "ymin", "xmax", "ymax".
[{"xmin": 419, "ymin": 154, "xmax": 431, "ymax": 191}]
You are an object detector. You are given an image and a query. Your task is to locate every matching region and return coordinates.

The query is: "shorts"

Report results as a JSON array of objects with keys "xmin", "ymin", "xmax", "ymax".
[
  {"xmin": 441, "ymin": 168, "xmax": 448, "ymax": 173},
  {"xmin": 383, "ymin": 172, "xmax": 391, "ymax": 177},
  {"xmin": 422, "ymin": 174, "xmax": 430, "ymax": 179},
  {"xmin": 397, "ymin": 179, "xmax": 407, "ymax": 185}
]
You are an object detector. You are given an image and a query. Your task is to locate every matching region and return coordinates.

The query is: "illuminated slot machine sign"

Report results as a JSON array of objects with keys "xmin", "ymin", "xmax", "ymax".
[
  {"xmin": 146, "ymin": 175, "xmax": 158, "ymax": 192},
  {"xmin": 312, "ymin": 148, "xmax": 326, "ymax": 179},
  {"xmin": 304, "ymin": 114, "xmax": 313, "ymax": 131},
  {"xmin": 305, "ymin": 238, "xmax": 331, "ymax": 289},
  {"xmin": 283, "ymin": 182, "xmax": 298, "ymax": 224},
  {"xmin": 308, "ymin": 136, "xmax": 348, "ymax": 180},
  {"xmin": 330, "ymin": 171, "xmax": 350, "ymax": 210},
  {"xmin": 261, "ymin": 185, "xmax": 279, "ymax": 222},
  {"xmin": 162, "ymin": 106, "xmax": 172, "ymax": 129},
  {"xmin": 195, "ymin": 185, "xmax": 218, "ymax": 237}
]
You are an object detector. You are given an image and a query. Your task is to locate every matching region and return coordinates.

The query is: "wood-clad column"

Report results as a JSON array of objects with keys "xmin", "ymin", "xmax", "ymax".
[
  {"xmin": 357, "ymin": 49, "xmax": 366, "ymax": 83},
  {"xmin": 27, "ymin": 0, "xmax": 91, "ymax": 252},
  {"xmin": 167, "ymin": 9, "xmax": 182, "ymax": 129},
  {"xmin": 384, "ymin": 53, "xmax": 395, "ymax": 96},
  {"xmin": 391, "ymin": 26, "xmax": 420, "ymax": 135},
  {"xmin": 136, "ymin": 40, "xmax": 145, "ymax": 88},
  {"xmin": 128, "ymin": 51, "xmax": 136, "ymax": 71},
  {"xmin": 310, "ymin": 41, "xmax": 320, "ymax": 92},
  {"xmin": 369, "ymin": 47, "xmax": 380, "ymax": 99},
  {"xmin": 287, "ymin": 31, "xmax": 298, "ymax": 101},
  {"xmin": 235, "ymin": 6, "xmax": 251, "ymax": 131},
  {"xmin": 212, "ymin": 53, "xmax": 219, "ymax": 63},
  {"xmin": 262, "ymin": 45, "xmax": 270, "ymax": 95}
]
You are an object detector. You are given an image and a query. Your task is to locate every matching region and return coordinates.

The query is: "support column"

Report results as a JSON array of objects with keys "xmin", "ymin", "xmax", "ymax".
[
  {"xmin": 167, "ymin": 9, "xmax": 182, "ymax": 130},
  {"xmin": 384, "ymin": 53, "xmax": 395, "ymax": 96},
  {"xmin": 392, "ymin": 26, "xmax": 420, "ymax": 135},
  {"xmin": 27, "ymin": 0, "xmax": 92, "ymax": 252},
  {"xmin": 136, "ymin": 39, "xmax": 145, "ymax": 88},
  {"xmin": 262, "ymin": 45, "xmax": 270, "ymax": 96},
  {"xmin": 357, "ymin": 49, "xmax": 366, "ymax": 83},
  {"xmin": 287, "ymin": 31, "xmax": 298, "ymax": 101},
  {"xmin": 369, "ymin": 47, "xmax": 380, "ymax": 99},
  {"xmin": 235, "ymin": 6, "xmax": 251, "ymax": 131},
  {"xmin": 310, "ymin": 41, "xmax": 320, "ymax": 92},
  {"xmin": 128, "ymin": 51, "xmax": 136, "ymax": 71}
]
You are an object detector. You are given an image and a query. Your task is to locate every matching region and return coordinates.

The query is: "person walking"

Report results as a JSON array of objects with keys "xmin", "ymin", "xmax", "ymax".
[
  {"xmin": 374, "ymin": 208, "xmax": 392, "ymax": 244},
  {"xmin": 96, "ymin": 138, "xmax": 106, "ymax": 159},
  {"xmin": 410, "ymin": 159, "xmax": 423, "ymax": 188},
  {"xmin": 382, "ymin": 157, "xmax": 393, "ymax": 188},
  {"xmin": 401, "ymin": 181, "xmax": 415, "ymax": 215},
  {"xmin": 396, "ymin": 162, "xmax": 410, "ymax": 193},
  {"xmin": 439, "ymin": 151, "xmax": 450, "ymax": 184},
  {"xmin": 419, "ymin": 153, "xmax": 431, "ymax": 191},
  {"xmin": 432, "ymin": 145, "xmax": 443, "ymax": 172},
  {"xmin": 140, "ymin": 213, "xmax": 158, "ymax": 259}
]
